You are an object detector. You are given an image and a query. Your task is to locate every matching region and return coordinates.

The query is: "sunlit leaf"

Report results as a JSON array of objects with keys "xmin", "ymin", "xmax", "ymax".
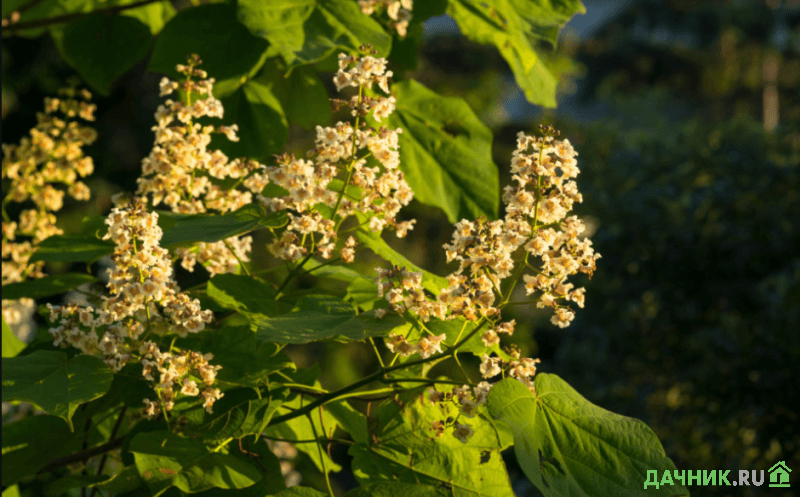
[
  {"xmin": 350, "ymin": 388, "xmax": 514, "ymax": 496},
  {"xmin": 486, "ymin": 375, "xmax": 689, "ymax": 497},
  {"xmin": 384, "ymin": 80, "xmax": 499, "ymax": 222},
  {"xmin": 237, "ymin": 0, "xmax": 391, "ymax": 68}
]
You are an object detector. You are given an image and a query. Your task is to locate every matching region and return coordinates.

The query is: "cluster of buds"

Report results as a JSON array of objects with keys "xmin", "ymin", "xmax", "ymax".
[
  {"xmin": 422, "ymin": 345, "xmax": 541, "ymax": 444},
  {"xmin": 375, "ymin": 266, "xmax": 445, "ymax": 321},
  {"xmin": 359, "ymin": 0, "xmax": 413, "ymax": 37},
  {"xmin": 426, "ymin": 382, "xmax": 493, "ymax": 443},
  {"xmin": 140, "ymin": 342, "xmax": 223, "ymax": 418},
  {"xmin": 260, "ymin": 49, "xmax": 414, "ymax": 262},
  {"xmin": 2, "ymin": 86, "xmax": 96, "ymax": 336},
  {"xmin": 137, "ymin": 54, "xmax": 267, "ymax": 276},
  {"xmin": 46, "ymin": 202, "xmax": 221, "ymax": 416}
]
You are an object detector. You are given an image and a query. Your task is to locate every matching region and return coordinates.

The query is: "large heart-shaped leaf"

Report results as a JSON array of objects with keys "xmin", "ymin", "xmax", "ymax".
[
  {"xmin": 58, "ymin": 14, "xmax": 153, "ymax": 95},
  {"xmin": 486, "ymin": 375, "xmax": 689, "ymax": 497},
  {"xmin": 2, "ymin": 350, "xmax": 113, "ymax": 429},
  {"xmin": 385, "ymin": 80, "xmax": 499, "ymax": 222},
  {"xmin": 148, "ymin": 3, "xmax": 270, "ymax": 97}
]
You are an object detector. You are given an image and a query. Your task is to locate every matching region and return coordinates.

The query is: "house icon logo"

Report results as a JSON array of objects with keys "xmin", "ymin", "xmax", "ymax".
[{"xmin": 768, "ymin": 461, "xmax": 791, "ymax": 488}]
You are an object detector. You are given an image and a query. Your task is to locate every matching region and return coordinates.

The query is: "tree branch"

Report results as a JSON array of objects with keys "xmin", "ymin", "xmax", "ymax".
[
  {"xmin": 3, "ymin": 0, "xmax": 162, "ymax": 34},
  {"xmin": 39, "ymin": 436, "xmax": 125, "ymax": 473}
]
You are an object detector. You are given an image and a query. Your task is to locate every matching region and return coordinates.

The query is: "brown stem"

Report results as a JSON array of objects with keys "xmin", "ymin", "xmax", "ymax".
[{"xmin": 39, "ymin": 437, "xmax": 126, "ymax": 474}]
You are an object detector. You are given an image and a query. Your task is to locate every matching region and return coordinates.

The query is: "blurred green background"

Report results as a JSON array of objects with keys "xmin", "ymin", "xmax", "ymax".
[{"xmin": 3, "ymin": 0, "xmax": 799, "ymax": 495}]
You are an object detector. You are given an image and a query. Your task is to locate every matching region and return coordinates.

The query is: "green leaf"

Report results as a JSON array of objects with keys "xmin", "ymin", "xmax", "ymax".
[
  {"xmin": 122, "ymin": 0, "xmax": 175, "ymax": 34},
  {"xmin": 181, "ymin": 387, "xmax": 287, "ymax": 442},
  {"xmin": 207, "ymin": 274, "xmax": 278, "ymax": 316},
  {"xmin": 263, "ymin": 392, "xmax": 342, "ymax": 474},
  {"xmin": 130, "ymin": 430, "xmax": 263, "ymax": 494},
  {"xmin": 148, "ymin": 3, "xmax": 270, "ymax": 97},
  {"xmin": 251, "ymin": 295, "xmax": 404, "ymax": 344},
  {"xmin": 177, "ymin": 326, "xmax": 294, "ymax": 390},
  {"xmin": 325, "ymin": 400, "xmax": 368, "ymax": 444},
  {"xmin": 344, "ymin": 482, "xmax": 447, "ymax": 497},
  {"xmin": 1, "ymin": 351, "xmax": 113, "ymax": 429},
  {"xmin": 354, "ymin": 222, "xmax": 449, "ymax": 294},
  {"xmin": 345, "ymin": 277, "xmax": 380, "ymax": 311},
  {"xmin": 237, "ymin": 0, "xmax": 391, "ymax": 68},
  {"xmin": 30, "ymin": 234, "xmax": 114, "ymax": 263},
  {"xmin": 385, "ymin": 80, "xmax": 499, "ymax": 222},
  {"xmin": 2, "ymin": 273, "xmax": 97, "ymax": 300},
  {"xmin": 2, "ymin": 415, "xmax": 78, "ymax": 486},
  {"xmin": 257, "ymin": 61, "xmax": 332, "ymax": 130},
  {"xmin": 446, "ymin": 0, "xmax": 584, "ymax": 108},
  {"xmin": 89, "ymin": 465, "xmax": 144, "ymax": 493},
  {"xmin": 212, "ymin": 79, "xmax": 288, "ymax": 161},
  {"xmin": 59, "ymin": 14, "xmax": 152, "ymax": 95},
  {"xmin": 1, "ymin": 486, "xmax": 20, "ymax": 497},
  {"xmin": 2, "ymin": 318, "xmax": 26, "ymax": 358},
  {"xmin": 158, "ymin": 204, "xmax": 285, "ymax": 247},
  {"xmin": 350, "ymin": 389, "xmax": 514, "ymax": 496},
  {"xmin": 192, "ymin": 438, "xmax": 286, "ymax": 496},
  {"xmin": 486, "ymin": 375, "xmax": 689, "ymax": 497}
]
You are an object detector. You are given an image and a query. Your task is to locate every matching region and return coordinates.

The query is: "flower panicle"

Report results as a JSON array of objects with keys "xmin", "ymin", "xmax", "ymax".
[
  {"xmin": 259, "ymin": 50, "xmax": 415, "ymax": 263},
  {"xmin": 138, "ymin": 54, "xmax": 267, "ymax": 277},
  {"xmin": 46, "ymin": 201, "xmax": 222, "ymax": 417},
  {"xmin": 2, "ymin": 85, "xmax": 97, "ymax": 338}
]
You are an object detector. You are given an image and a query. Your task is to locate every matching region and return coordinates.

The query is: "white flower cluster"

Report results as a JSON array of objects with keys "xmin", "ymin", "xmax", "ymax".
[
  {"xmin": 2, "ymin": 87, "xmax": 96, "ymax": 337},
  {"xmin": 377, "ymin": 128, "xmax": 599, "ymax": 329},
  {"xmin": 260, "ymin": 51, "xmax": 414, "ymax": 262},
  {"xmin": 137, "ymin": 54, "xmax": 267, "ymax": 276},
  {"xmin": 140, "ymin": 342, "xmax": 223, "ymax": 418},
  {"xmin": 374, "ymin": 127, "xmax": 599, "ymax": 442},
  {"xmin": 359, "ymin": 0, "xmax": 413, "ymax": 37},
  {"xmin": 506, "ymin": 131, "xmax": 600, "ymax": 327},
  {"xmin": 46, "ymin": 202, "xmax": 221, "ymax": 416}
]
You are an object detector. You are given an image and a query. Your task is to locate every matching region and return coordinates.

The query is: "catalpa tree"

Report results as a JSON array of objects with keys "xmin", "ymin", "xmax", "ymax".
[{"xmin": 1, "ymin": 1, "xmax": 688, "ymax": 496}]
